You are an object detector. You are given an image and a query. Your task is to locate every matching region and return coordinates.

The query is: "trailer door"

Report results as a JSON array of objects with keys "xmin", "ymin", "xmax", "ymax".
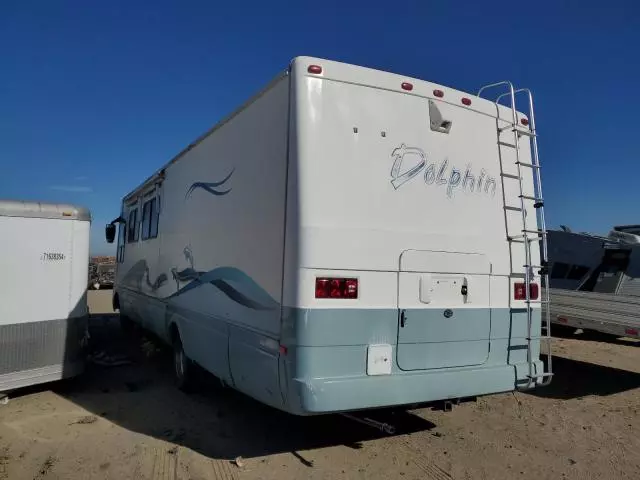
[{"xmin": 396, "ymin": 250, "xmax": 491, "ymax": 370}]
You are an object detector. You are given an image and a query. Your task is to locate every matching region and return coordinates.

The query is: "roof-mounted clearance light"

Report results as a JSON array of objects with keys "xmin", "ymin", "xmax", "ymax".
[
  {"xmin": 520, "ymin": 118, "xmax": 529, "ymax": 126},
  {"xmin": 307, "ymin": 65, "xmax": 323, "ymax": 74},
  {"xmin": 433, "ymin": 89, "xmax": 444, "ymax": 98},
  {"xmin": 461, "ymin": 97, "xmax": 472, "ymax": 106},
  {"xmin": 401, "ymin": 82, "xmax": 413, "ymax": 91}
]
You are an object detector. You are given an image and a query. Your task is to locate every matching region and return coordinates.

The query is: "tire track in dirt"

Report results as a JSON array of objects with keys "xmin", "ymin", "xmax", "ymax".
[{"xmin": 134, "ymin": 446, "xmax": 178, "ymax": 480}]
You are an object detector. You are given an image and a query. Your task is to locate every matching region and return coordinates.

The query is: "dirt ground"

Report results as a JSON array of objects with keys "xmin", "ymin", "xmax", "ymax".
[{"xmin": 1, "ymin": 291, "xmax": 639, "ymax": 479}]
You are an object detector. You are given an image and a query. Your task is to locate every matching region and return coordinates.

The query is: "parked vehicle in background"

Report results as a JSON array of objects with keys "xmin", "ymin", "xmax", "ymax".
[
  {"xmin": 106, "ymin": 56, "xmax": 551, "ymax": 415},
  {"xmin": 0, "ymin": 200, "xmax": 91, "ymax": 391},
  {"xmin": 89, "ymin": 258, "xmax": 116, "ymax": 290},
  {"xmin": 545, "ymin": 227, "xmax": 640, "ymax": 339}
]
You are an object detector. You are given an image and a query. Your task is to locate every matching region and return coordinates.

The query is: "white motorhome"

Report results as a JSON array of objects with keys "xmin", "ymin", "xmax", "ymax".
[
  {"xmin": 107, "ymin": 57, "xmax": 551, "ymax": 415},
  {"xmin": 0, "ymin": 200, "xmax": 91, "ymax": 391}
]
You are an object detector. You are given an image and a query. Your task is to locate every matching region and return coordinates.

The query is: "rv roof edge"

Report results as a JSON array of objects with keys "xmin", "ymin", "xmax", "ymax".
[
  {"xmin": 123, "ymin": 68, "xmax": 290, "ymax": 202},
  {"xmin": 0, "ymin": 199, "xmax": 91, "ymax": 222}
]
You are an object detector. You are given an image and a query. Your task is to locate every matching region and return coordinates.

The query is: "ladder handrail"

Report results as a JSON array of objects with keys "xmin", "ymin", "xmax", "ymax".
[
  {"xmin": 477, "ymin": 81, "xmax": 518, "ymax": 127},
  {"xmin": 481, "ymin": 80, "xmax": 553, "ymax": 389},
  {"xmin": 517, "ymin": 88, "xmax": 552, "ymax": 385}
]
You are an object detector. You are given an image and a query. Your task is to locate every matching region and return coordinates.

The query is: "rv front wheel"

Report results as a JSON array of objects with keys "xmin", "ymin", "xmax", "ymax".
[{"xmin": 173, "ymin": 334, "xmax": 194, "ymax": 392}]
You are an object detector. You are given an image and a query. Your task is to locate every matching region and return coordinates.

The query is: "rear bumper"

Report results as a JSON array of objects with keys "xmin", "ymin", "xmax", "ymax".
[{"xmin": 287, "ymin": 361, "xmax": 544, "ymax": 415}]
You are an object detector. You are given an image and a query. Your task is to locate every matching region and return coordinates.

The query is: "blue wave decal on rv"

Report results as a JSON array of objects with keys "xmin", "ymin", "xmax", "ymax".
[
  {"xmin": 185, "ymin": 169, "xmax": 234, "ymax": 198},
  {"xmin": 167, "ymin": 266, "xmax": 279, "ymax": 311},
  {"xmin": 121, "ymin": 259, "xmax": 168, "ymax": 292}
]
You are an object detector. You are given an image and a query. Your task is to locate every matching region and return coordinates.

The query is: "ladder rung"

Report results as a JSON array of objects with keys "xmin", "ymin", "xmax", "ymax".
[
  {"xmin": 498, "ymin": 141, "xmax": 517, "ymax": 148},
  {"xmin": 504, "ymin": 205, "xmax": 523, "ymax": 211},
  {"xmin": 516, "ymin": 161, "xmax": 540, "ymax": 168},
  {"xmin": 524, "ymin": 263, "xmax": 547, "ymax": 269},
  {"xmin": 501, "ymin": 173, "xmax": 521, "ymax": 180},
  {"xmin": 515, "ymin": 129, "xmax": 537, "ymax": 138},
  {"xmin": 508, "ymin": 235, "xmax": 545, "ymax": 242},
  {"xmin": 522, "ymin": 229, "xmax": 547, "ymax": 235},
  {"xmin": 528, "ymin": 373, "xmax": 553, "ymax": 379},
  {"xmin": 519, "ymin": 195, "xmax": 544, "ymax": 202},
  {"xmin": 498, "ymin": 126, "xmax": 537, "ymax": 138}
]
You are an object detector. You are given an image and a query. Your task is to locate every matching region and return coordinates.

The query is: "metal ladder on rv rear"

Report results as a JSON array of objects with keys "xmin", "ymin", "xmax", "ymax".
[{"xmin": 478, "ymin": 82, "xmax": 553, "ymax": 389}]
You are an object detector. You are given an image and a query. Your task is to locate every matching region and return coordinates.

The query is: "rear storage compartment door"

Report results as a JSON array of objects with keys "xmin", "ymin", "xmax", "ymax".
[{"xmin": 396, "ymin": 250, "xmax": 491, "ymax": 370}]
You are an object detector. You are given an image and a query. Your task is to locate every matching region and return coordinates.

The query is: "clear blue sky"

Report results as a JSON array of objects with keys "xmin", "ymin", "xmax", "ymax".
[{"xmin": 1, "ymin": 1, "xmax": 638, "ymax": 254}]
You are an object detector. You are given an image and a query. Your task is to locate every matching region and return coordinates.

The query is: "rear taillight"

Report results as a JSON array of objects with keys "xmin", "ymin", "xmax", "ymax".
[
  {"xmin": 514, "ymin": 282, "xmax": 539, "ymax": 300},
  {"xmin": 315, "ymin": 277, "xmax": 358, "ymax": 299}
]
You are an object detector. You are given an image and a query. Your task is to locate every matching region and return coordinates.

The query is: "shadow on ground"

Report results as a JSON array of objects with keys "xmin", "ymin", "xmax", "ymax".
[
  {"xmin": 526, "ymin": 354, "xmax": 640, "ymax": 400},
  {"xmin": 552, "ymin": 325, "xmax": 640, "ymax": 347},
  {"xmin": 50, "ymin": 314, "xmax": 436, "ymax": 463}
]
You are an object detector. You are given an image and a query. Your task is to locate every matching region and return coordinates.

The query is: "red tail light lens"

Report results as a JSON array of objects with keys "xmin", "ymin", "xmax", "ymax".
[
  {"xmin": 315, "ymin": 278, "xmax": 330, "ymax": 298},
  {"xmin": 330, "ymin": 279, "xmax": 342, "ymax": 298},
  {"xmin": 520, "ymin": 118, "xmax": 529, "ymax": 126},
  {"xmin": 315, "ymin": 277, "xmax": 358, "ymax": 299},
  {"xmin": 514, "ymin": 282, "xmax": 539, "ymax": 300},
  {"xmin": 307, "ymin": 65, "xmax": 323, "ymax": 74}
]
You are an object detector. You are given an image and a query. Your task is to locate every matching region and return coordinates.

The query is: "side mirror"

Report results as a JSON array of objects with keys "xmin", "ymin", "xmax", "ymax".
[{"xmin": 105, "ymin": 223, "xmax": 116, "ymax": 243}]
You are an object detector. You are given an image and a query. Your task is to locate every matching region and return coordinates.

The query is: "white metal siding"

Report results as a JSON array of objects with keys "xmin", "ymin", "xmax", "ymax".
[{"xmin": 0, "ymin": 216, "xmax": 75, "ymax": 325}]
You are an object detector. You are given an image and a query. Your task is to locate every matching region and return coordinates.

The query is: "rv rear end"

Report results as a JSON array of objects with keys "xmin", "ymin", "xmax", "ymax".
[{"xmin": 281, "ymin": 57, "xmax": 544, "ymax": 414}]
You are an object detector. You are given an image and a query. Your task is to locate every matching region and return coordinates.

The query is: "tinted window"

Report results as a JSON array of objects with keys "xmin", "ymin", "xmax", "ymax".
[
  {"xmin": 117, "ymin": 222, "xmax": 126, "ymax": 262},
  {"xmin": 127, "ymin": 208, "xmax": 138, "ymax": 243},
  {"xmin": 141, "ymin": 197, "xmax": 158, "ymax": 240},
  {"xmin": 149, "ymin": 197, "xmax": 159, "ymax": 238},
  {"xmin": 141, "ymin": 201, "xmax": 151, "ymax": 240}
]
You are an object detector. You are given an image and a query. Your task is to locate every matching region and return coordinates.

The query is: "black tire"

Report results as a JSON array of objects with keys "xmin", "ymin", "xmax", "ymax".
[{"xmin": 173, "ymin": 334, "xmax": 194, "ymax": 392}]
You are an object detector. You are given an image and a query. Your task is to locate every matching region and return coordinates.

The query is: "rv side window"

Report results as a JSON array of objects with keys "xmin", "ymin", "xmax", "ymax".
[
  {"xmin": 117, "ymin": 222, "xmax": 126, "ymax": 262},
  {"xmin": 141, "ymin": 197, "xmax": 159, "ymax": 240},
  {"xmin": 150, "ymin": 196, "xmax": 159, "ymax": 238},
  {"xmin": 127, "ymin": 208, "xmax": 139, "ymax": 243},
  {"xmin": 141, "ymin": 201, "xmax": 151, "ymax": 240}
]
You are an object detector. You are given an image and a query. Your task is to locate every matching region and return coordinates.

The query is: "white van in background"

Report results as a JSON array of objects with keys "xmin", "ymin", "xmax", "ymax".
[
  {"xmin": 107, "ymin": 57, "xmax": 551, "ymax": 415},
  {"xmin": 0, "ymin": 200, "xmax": 91, "ymax": 391}
]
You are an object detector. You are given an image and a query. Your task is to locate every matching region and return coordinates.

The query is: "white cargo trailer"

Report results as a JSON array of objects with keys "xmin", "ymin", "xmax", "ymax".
[
  {"xmin": 0, "ymin": 200, "xmax": 91, "ymax": 391},
  {"xmin": 107, "ymin": 57, "xmax": 552, "ymax": 415}
]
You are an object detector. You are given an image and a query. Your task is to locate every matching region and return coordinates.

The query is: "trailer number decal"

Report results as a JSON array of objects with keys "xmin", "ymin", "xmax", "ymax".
[
  {"xmin": 42, "ymin": 252, "xmax": 65, "ymax": 261},
  {"xmin": 390, "ymin": 144, "xmax": 496, "ymax": 198}
]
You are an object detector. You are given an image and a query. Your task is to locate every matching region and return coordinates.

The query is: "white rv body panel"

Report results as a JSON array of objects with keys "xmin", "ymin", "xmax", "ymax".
[
  {"xmin": 113, "ymin": 57, "xmax": 546, "ymax": 415},
  {"xmin": 0, "ymin": 201, "xmax": 90, "ymax": 391}
]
